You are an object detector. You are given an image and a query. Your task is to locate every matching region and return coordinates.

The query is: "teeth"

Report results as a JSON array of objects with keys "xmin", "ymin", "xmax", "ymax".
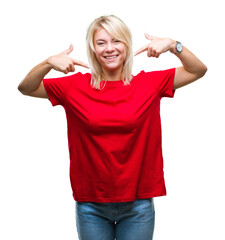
[{"xmin": 105, "ymin": 56, "xmax": 117, "ymax": 59}]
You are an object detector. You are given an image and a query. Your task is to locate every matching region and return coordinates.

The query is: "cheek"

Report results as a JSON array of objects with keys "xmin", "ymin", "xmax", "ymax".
[
  {"xmin": 94, "ymin": 51, "xmax": 102, "ymax": 63},
  {"xmin": 121, "ymin": 46, "xmax": 127, "ymax": 58},
  {"xmin": 121, "ymin": 49, "xmax": 127, "ymax": 61},
  {"xmin": 94, "ymin": 48, "xmax": 104, "ymax": 60}
]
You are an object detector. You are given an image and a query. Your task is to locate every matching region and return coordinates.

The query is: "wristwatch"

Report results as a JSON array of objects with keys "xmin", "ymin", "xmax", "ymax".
[{"xmin": 175, "ymin": 41, "xmax": 183, "ymax": 53}]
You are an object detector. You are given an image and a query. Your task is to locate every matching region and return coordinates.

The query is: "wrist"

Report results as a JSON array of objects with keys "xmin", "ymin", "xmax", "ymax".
[
  {"xmin": 169, "ymin": 40, "xmax": 177, "ymax": 53},
  {"xmin": 170, "ymin": 41, "xmax": 183, "ymax": 54},
  {"xmin": 46, "ymin": 57, "xmax": 54, "ymax": 69}
]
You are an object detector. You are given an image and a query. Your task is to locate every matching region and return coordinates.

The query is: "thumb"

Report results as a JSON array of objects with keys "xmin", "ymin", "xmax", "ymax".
[
  {"xmin": 64, "ymin": 44, "xmax": 74, "ymax": 55},
  {"xmin": 144, "ymin": 33, "xmax": 156, "ymax": 41}
]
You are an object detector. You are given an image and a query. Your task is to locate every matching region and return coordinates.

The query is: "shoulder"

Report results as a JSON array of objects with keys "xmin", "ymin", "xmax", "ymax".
[
  {"xmin": 67, "ymin": 72, "xmax": 91, "ymax": 91},
  {"xmin": 132, "ymin": 69, "xmax": 175, "ymax": 81},
  {"xmin": 131, "ymin": 70, "xmax": 156, "ymax": 84},
  {"xmin": 132, "ymin": 70, "xmax": 161, "ymax": 80},
  {"xmin": 59, "ymin": 72, "xmax": 91, "ymax": 86},
  {"xmin": 67, "ymin": 72, "xmax": 91, "ymax": 81},
  {"xmin": 43, "ymin": 72, "xmax": 91, "ymax": 91}
]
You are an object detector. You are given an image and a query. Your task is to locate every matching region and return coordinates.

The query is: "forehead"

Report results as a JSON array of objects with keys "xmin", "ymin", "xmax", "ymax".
[{"xmin": 94, "ymin": 27, "xmax": 114, "ymax": 41}]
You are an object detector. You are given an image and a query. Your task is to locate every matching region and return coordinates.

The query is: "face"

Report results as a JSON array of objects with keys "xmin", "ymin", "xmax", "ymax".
[{"xmin": 93, "ymin": 27, "xmax": 127, "ymax": 76}]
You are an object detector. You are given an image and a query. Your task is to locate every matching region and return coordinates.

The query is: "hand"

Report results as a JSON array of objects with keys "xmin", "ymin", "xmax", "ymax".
[
  {"xmin": 134, "ymin": 33, "xmax": 176, "ymax": 58},
  {"xmin": 47, "ymin": 44, "xmax": 89, "ymax": 74}
]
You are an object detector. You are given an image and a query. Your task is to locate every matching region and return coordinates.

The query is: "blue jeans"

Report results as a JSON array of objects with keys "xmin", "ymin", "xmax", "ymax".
[{"xmin": 75, "ymin": 198, "xmax": 155, "ymax": 240}]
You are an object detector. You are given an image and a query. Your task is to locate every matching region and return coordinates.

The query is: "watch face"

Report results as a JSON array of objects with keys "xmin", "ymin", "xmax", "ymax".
[{"xmin": 176, "ymin": 42, "xmax": 183, "ymax": 52}]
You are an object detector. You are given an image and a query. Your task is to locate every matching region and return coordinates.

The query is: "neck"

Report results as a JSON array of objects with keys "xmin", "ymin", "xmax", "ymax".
[{"xmin": 102, "ymin": 67, "xmax": 123, "ymax": 81}]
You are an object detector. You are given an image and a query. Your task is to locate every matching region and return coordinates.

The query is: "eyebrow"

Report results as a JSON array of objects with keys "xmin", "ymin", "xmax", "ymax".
[
  {"xmin": 95, "ymin": 37, "xmax": 116, "ymax": 42},
  {"xmin": 96, "ymin": 39, "xmax": 106, "ymax": 42}
]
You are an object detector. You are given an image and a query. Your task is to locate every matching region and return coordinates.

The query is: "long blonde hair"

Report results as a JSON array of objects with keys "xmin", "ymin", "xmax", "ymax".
[{"xmin": 86, "ymin": 15, "xmax": 133, "ymax": 90}]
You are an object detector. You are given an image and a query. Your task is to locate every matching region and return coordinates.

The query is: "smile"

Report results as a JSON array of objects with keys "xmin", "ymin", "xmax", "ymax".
[{"xmin": 104, "ymin": 55, "xmax": 118, "ymax": 59}]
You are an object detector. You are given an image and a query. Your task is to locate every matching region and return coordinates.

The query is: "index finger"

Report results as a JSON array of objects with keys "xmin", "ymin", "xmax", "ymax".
[
  {"xmin": 134, "ymin": 44, "xmax": 148, "ymax": 56},
  {"xmin": 72, "ymin": 59, "xmax": 90, "ymax": 69}
]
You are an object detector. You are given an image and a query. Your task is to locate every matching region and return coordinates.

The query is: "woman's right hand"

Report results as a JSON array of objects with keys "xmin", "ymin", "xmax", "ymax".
[
  {"xmin": 47, "ymin": 44, "xmax": 89, "ymax": 74},
  {"xmin": 18, "ymin": 44, "xmax": 90, "ymax": 98}
]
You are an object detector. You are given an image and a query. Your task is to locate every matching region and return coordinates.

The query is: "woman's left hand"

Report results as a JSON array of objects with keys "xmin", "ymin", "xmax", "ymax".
[{"xmin": 134, "ymin": 33, "xmax": 176, "ymax": 58}]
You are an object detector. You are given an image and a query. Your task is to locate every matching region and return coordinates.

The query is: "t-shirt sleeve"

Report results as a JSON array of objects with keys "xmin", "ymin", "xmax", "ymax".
[
  {"xmin": 142, "ymin": 68, "xmax": 176, "ymax": 98},
  {"xmin": 154, "ymin": 68, "xmax": 176, "ymax": 98},
  {"xmin": 43, "ymin": 73, "xmax": 80, "ymax": 106}
]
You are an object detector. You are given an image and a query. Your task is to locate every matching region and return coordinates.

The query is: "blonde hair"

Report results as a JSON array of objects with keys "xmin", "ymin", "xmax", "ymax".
[{"xmin": 86, "ymin": 15, "xmax": 133, "ymax": 90}]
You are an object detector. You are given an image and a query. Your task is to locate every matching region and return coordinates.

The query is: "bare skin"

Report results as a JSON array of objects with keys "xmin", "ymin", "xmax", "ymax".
[
  {"xmin": 18, "ymin": 31, "xmax": 207, "ymax": 98},
  {"xmin": 134, "ymin": 33, "xmax": 207, "ymax": 89},
  {"xmin": 18, "ymin": 45, "xmax": 89, "ymax": 98}
]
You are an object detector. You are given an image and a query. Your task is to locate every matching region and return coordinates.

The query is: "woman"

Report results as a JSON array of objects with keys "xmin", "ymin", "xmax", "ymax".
[{"xmin": 18, "ymin": 15, "xmax": 207, "ymax": 240}]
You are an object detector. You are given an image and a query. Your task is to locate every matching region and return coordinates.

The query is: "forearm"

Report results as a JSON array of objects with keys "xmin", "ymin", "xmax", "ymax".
[
  {"xmin": 171, "ymin": 43, "xmax": 207, "ymax": 77},
  {"xmin": 18, "ymin": 59, "xmax": 52, "ymax": 93}
]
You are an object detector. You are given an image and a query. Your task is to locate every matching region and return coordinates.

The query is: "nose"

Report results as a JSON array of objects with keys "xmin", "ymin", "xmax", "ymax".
[{"xmin": 106, "ymin": 42, "xmax": 115, "ymax": 52}]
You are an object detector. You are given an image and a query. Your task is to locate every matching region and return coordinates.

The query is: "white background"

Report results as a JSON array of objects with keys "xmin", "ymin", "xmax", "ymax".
[{"xmin": 1, "ymin": 0, "xmax": 224, "ymax": 239}]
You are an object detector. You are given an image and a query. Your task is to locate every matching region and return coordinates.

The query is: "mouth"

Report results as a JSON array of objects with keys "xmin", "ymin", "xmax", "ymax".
[{"xmin": 104, "ymin": 55, "xmax": 119, "ymax": 60}]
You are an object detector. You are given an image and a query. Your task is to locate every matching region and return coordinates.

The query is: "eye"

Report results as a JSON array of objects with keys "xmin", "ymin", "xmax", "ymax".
[
  {"xmin": 97, "ymin": 42, "xmax": 104, "ymax": 46},
  {"xmin": 114, "ymin": 40, "xmax": 121, "ymax": 43}
]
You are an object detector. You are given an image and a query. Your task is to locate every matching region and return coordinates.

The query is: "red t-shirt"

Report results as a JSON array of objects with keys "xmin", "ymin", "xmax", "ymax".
[{"xmin": 43, "ymin": 68, "xmax": 175, "ymax": 203}]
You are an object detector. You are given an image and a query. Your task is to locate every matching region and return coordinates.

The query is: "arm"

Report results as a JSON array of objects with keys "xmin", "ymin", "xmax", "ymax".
[
  {"xmin": 134, "ymin": 34, "xmax": 207, "ymax": 90},
  {"xmin": 18, "ymin": 60, "xmax": 52, "ymax": 98},
  {"xmin": 18, "ymin": 45, "xmax": 89, "ymax": 98},
  {"xmin": 170, "ymin": 45, "xmax": 207, "ymax": 89}
]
